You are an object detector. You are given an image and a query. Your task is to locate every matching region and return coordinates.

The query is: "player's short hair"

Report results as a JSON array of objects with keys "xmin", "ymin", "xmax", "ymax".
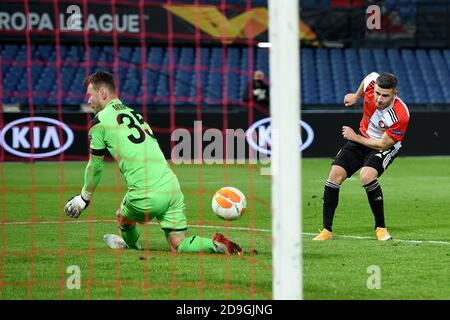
[
  {"xmin": 84, "ymin": 71, "xmax": 116, "ymax": 93},
  {"xmin": 376, "ymin": 73, "xmax": 397, "ymax": 90}
]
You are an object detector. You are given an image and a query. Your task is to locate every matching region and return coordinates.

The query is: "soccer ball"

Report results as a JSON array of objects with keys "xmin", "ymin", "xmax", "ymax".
[{"xmin": 211, "ymin": 187, "xmax": 246, "ymax": 221}]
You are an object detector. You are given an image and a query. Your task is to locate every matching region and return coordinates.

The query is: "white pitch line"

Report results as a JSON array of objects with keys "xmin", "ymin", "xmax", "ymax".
[
  {"xmin": 303, "ymin": 232, "xmax": 450, "ymax": 246},
  {"xmin": 186, "ymin": 223, "xmax": 271, "ymax": 233},
  {"xmin": 3, "ymin": 220, "xmax": 450, "ymax": 246},
  {"xmin": 1, "ymin": 219, "xmax": 272, "ymax": 233}
]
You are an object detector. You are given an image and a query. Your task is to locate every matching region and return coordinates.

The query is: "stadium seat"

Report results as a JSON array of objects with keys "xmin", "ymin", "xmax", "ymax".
[
  {"xmin": 385, "ymin": 49, "xmax": 413, "ymax": 103},
  {"xmin": 416, "ymin": 49, "xmax": 444, "ymax": 104},
  {"xmin": 402, "ymin": 49, "xmax": 428, "ymax": 103},
  {"xmin": 2, "ymin": 44, "xmax": 449, "ymax": 107}
]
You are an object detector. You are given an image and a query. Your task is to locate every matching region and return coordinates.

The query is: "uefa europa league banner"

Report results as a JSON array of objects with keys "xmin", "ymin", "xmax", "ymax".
[
  {"xmin": 1, "ymin": 1, "xmax": 449, "ymax": 46},
  {"xmin": 1, "ymin": 109, "xmax": 450, "ymax": 161},
  {"xmin": 0, "ymin": 1, "xmax": 269, "ymax": 45},
  {"xmin": 0, "ymin": 1, "xmax": 320, "ymax": 45}
]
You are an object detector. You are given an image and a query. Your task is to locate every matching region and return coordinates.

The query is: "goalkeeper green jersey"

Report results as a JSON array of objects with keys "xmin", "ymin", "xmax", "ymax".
[{"xmin": 83, "ymin": 98, "xmax": 176, "ymax": 201}]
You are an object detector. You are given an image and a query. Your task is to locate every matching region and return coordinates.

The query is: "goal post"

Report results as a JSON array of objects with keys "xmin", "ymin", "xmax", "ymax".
[{"xmin": 269, "ymin": 0, "xmax": 302, "ymax": 300}]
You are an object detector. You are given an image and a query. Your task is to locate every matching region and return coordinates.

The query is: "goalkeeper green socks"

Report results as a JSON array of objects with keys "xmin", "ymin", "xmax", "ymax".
[
  {"xmin": 119, "ymin": 227, "xmax": 216, "ymax": 252},
  {"xmin": 177, "ymin": 236, "xmax": 216, "ymax": 253},
  {"xmin": 119, "ymin": 225, "xmax": 142, "ymax": 250}
]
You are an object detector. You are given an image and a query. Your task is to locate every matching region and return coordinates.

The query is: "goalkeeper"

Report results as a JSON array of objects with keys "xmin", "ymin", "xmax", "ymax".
[{"xmin": 64, "ymin": 71, "xmax": 242, "ymax": 255}]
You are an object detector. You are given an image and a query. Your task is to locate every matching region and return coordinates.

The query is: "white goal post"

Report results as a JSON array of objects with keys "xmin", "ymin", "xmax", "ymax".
[{"xmin": 269, "ymin": 0, "xmax": 302, "ymax": 300}]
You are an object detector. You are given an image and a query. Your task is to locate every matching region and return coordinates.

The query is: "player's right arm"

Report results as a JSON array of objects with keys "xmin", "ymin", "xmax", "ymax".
[
  {"xmin": 344, "ymin": 81, "xmax": 363, "ymax": 107},
  {"xmin": 344, "ymin": 72, "xmax": 379, "ymax": 107},
  {"xmin": 81, "ymin": 117, "xmax": 106, "ymax": 201},
  {"xmin": 81, "ymin": 153, "xmax": 104, "ymax": 201},
  {"xmin": 65, "ymin": 116, "xmax": 105, "ymax": 218}
]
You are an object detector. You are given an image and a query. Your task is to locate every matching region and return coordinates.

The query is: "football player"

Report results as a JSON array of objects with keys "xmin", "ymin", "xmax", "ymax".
[
  {"xmin": 314, "ymin": 72, "xmax": 410, "ymax": 241},
  {"xmin": 64, "ymin": 71, "xmax": 242, "ymax": 255}
]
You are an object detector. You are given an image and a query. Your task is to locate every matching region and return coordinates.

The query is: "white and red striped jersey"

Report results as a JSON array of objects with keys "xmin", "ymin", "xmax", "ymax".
[{"xmin": 360, "ymin": 72, "xmax": 410, "ymax": 150}]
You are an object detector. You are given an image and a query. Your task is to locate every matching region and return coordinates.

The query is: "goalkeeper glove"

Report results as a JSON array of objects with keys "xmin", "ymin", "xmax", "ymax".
[{"xmin": 64, "ymin": 194, "xmax": 90, "ymax": 218}]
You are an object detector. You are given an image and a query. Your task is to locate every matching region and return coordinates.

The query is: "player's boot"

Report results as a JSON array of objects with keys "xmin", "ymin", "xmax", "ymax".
[
  {"xmin": 103, "ymin": 234, "xmax": 126, "ymax": 249},
  {"xmin": 375, "ymin": 227, "xmax": 392, "ymax": 241},
  {"xmin": 212, "ymin": 233, "xmax": 243, "ymax": 256},
  {"xmin": 103, "ymin": 234, "xmax": 143, "ymax": 250},
  {"xmin": 313, "ymin": 228, "xmax": 333, "ymax": 240}
]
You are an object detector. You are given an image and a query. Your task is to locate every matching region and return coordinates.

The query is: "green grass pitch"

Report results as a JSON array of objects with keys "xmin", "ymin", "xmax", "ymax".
[
  {"xmin": 303, "ymin": 156, "xmax": 450, "ymax": 300},
  {"xmin": 1, "ymin": 156, "xmax": 450, "ymax": 299},
  {"xmin": 0, "ymin": 162, "xmax": 272, "ymax": 300}
]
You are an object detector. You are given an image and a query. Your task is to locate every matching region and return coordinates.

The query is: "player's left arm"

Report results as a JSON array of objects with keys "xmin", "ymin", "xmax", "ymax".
[
  {"xmin": 342, "ymin": 127, "xmax": 396, "ymax": 150},
  {"xmin": 385, "ymin": 114, "xmax": 409, "ymax": 144}
]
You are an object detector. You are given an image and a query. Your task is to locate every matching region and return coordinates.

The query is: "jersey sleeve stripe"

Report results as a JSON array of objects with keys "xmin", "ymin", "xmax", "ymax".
[
  {"xmin": 90, "ymin": 148, "xmax": 106, "ymax": 156},
  {"xmin": 162, "ymin": 227, "xmax": 188, "ymax": 232},
  {"xmin": 387, "ymin": 109, "xmax": 395, "ymax": 123},
  {"xmin": 388, "ymin": 108, "xmax": 398, "ymax": 123},
  {"xmin": 391, "ymin": 108, "xmax": 399, "ymax": 122},
  {"xmin": 91, "ymin": 115, "xmax": 101, "ymax": 127}
]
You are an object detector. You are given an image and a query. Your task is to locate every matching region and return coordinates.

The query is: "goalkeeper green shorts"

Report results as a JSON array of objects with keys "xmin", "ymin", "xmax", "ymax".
[{"xmin": 120, "ymin": 179, "xmax": 187, "ymax": 233}]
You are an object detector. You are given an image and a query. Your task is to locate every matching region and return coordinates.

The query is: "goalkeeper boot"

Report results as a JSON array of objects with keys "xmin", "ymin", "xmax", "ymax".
[
  {"xmin": 313, "ymin": 228, "xmax": 333, "ymax": 240},
  {"xmin": 375, "ymin": 227, "xmax": 392, "ymax": 241},
  {"xmin": 103, "ymin": 234, "xmax": 126, "ymax": 249},
  {"xmin": 213, "ymin": 233, "xmax": 243, "ymax": 256}
]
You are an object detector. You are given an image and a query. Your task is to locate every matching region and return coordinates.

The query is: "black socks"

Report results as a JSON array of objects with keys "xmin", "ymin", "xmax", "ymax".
[{"xmin": 363, "ymin": 179, "xmax": 385, "ymax": 229}]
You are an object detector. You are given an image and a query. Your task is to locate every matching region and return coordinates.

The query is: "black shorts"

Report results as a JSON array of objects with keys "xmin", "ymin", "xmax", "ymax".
[{"xmin": 332, "ymin": 141, "xmax": 399, "ymax": 178}]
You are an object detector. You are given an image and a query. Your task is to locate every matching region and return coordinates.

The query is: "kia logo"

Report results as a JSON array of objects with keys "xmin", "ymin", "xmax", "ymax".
[
  {"xmin": 246, "ymin": 117, "xmax": 314, "ymax": 155},
  {"xmin": 0, "ymin": 117, "xmax": 74, "ymax": 158}
]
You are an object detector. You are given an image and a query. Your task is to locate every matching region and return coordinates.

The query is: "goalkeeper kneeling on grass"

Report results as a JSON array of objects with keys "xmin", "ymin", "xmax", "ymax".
[{"xmin": 64, "ymin": 71, "xmax": 243, "ymax": 256}]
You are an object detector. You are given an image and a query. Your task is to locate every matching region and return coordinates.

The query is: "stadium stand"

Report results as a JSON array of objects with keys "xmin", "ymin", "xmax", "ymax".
[{"xmin": 2, "ymin": 44, "xmax": 450, "ymax": 107}]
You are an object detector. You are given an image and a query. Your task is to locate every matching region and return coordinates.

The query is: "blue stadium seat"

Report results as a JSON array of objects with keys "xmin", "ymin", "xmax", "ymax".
[
  {"xmin": 256, "ymin": 48, "xmax": 269, "ymax": 78},
  {"xmin": 174, "ymin": 47, "xmax": 195, "ymax": 104},
  {"xmin": 437, "ymin": 49, "xmax": 450, "ymax": 103},
  {"xmin": 385, "ymin": 49, "xmax": 413, "ymax": 103},
  {"xmin": 343, "ymin": 48, "xmax": 363, "ymax": 92},
  {"xmin": 225, "ymin": 47, "xmax": 241, "ymax": 102},
  {"xmin": 187, "ymin": 47, "xmax": 211, "ymax": 104},
  {"xmin": 315, "ymin": 48, "xmax": 335, "ymax": 104},
  {"xmin": 401, "ymin": 49, "xmax": 428, "ymax": 103},
  {"xmin": 2, "ymin": 44, "xmax": 448, "ymax": 107},
  {"xmin": 205, "ymin": 47, "xmax": 224, "ymax": 104},
  {"xmin": 415, "ymin": 49, "xmax": 444, "ymax": 104},
  {"xmin": 330, "ymin": 48, "xmax": 349, "ymax": 103},
  {"xmin": 301, "ymin": 48, "xmax": 318, "ymax": 104},
  {"xmin": 358, "ymin": 48, "xmax": 377, "ymax": 77}
]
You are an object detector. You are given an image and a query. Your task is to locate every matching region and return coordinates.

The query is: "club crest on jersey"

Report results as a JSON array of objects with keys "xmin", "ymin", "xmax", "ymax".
[{"xmin": 378, "ymin": 120, "xmax": 386, "ymax": 128}]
